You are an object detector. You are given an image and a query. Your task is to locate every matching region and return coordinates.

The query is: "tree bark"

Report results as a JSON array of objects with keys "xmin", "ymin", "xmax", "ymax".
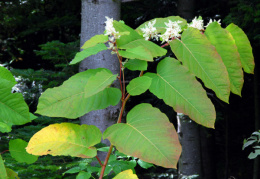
[{"xmin": 80, "ymin": 0, "xmax": 121, "ymax": 161}]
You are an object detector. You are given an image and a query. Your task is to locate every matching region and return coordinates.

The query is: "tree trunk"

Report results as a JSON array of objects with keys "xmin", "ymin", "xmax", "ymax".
[{"xmin": 80, "ymin": 0, "xmax": 121, "ymax": 161}]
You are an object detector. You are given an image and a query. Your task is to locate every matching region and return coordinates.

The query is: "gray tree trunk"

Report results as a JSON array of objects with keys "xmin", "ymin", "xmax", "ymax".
[{"xmin": 80, "ymin": 0, "xmax": 121, "ymax": 161}]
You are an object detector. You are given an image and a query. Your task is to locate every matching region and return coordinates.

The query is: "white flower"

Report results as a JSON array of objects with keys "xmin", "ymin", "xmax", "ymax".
[
  {"xmin": 104, "ymin": 16, "xmax": 120, "ymax": 39},
  {"xmin": 188, "ymin": 17, "xmax": 204, "ymax": 30},
  {"xmin": 141, "ymin": 20, "xmax": 158, "ymax": 40},
  {"xmin": 204, "ymin": 19, "xmax": 221, "ymax": 28},
  {"xmin": 159, "ymin": 20, "xmax": 182, "ymax": 43}
]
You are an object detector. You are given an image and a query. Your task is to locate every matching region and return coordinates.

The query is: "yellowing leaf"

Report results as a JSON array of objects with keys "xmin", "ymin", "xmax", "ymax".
[
  {"xmin": 26, "ymin": 123, "xmax": 102, "ymax": 158},
  {"xmin": 113, "ymin": 169, "xmax": 138, "ymax": 179}
]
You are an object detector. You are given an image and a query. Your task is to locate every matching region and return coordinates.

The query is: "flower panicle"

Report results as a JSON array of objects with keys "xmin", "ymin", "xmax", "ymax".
[{"xmin": 141, "ymin": 19, "xmax": 158, "ymax": 41}]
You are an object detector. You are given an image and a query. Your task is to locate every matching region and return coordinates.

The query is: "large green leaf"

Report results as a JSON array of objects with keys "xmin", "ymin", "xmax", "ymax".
[
  {"xmin": 0, "ymin": 122, "xmax": 11, "ymax": 133},
  {"xmin": 126, "ymin": 76, "xmax": 152, "ymax": 96},
  {"xmin": 226, "ymin": 23, "xmax": 255, "ymax": 74},
  {"xmin": 36, "ymin": 68, "xmax": 121, "ymax": 118},
  {"xmin": 81, "ymin": 34, "xmax": 108, "ymax": 49},
  {"xmin": 0, "ymin": 66, "xmax": 17, "ymax": 89},
  {"xmin": 118, "ymin": 46, "xmax": 153, "ymax": 62},
  {"xmin": 113, "ymin": 169, "xmax": 138, "ymax": 179},
  {"xmin": 205, "ymin": 22, "xmax": 244, "ymax": 96},
  {"xmin": 170, "ymin": 27, "xmax": 230, "ymax": 103},
  {"xmin": 144, "ymin": 57, "xmax": 216, "ymax": 128},
  {"xmin": 9, "ymin": 139, "xmax": 38, "ymax": 164},
  {"xmin": 70, "ymin": 43, "xmax": 107, "ymax": 65},
  {"xmin": 26, "ymin": 123, "xmax": 101, "ymax": 158},
  {"xmin": 104, "ymin": 103, "xmax": 181, "ymax": 168},
  {"xmin": 119, "ymin": 39, "xmax": 167, "ymax": 58},
  {"xmin": 124, "ymin": 59, "xmax": 148, "ymax": 71},
  {"xmin": 0, "ymin": 155, "xmax": 7, "ymax": 179},
  {"xmin": 136, "ymin": 16, "xmax": 187, "ymax": 34}
]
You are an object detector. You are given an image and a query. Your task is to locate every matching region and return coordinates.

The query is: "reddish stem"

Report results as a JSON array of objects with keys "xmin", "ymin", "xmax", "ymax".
[
  {"xmin": 0, "ymin": 150, "xmax": 9, "ymax": 155},
  {"xmin": 96, "ymin": 156, "xmax": 103, "ymax": 167},
  {"xmin": 99, "ymin": 145, "xmax": 113, "ymax": 179}
]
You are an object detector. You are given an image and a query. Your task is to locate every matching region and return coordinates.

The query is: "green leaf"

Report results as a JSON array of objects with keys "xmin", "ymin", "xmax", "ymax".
[
  {"xmin": 84, "ymin": 70, "xmax": 117, "ymax": 98},
  {"xmin": 226, "ymin": 23, "xmax": 255, "ymax": 74},
  {"xmin": 144, "ymin": 57, "xmax": 216, "ymax": 128},
  {"xmin": 170, "ymin": 27, "xmax": 230, "ymax": 103},
  {"xmin": 104, "ymin": 103, "xmax": 181, "ymax": 168},
  {"xmin": 126, "ymin": 76, "xmax": 151, "ymax": 96},
  {"xmin": 136, "ymin": 16, "xmax": 187, "ymax": 34},
  {"xmin": 124, "ymin": 59, "xmax": 148, "ymax": 71},
  {"xmin": 9, "ymin": 139, "xmax": 38, "ymax": 164},
  {"xmin": 0, "ymin": 155, "xmax": 7, "ymax": 179},
  {"xmin": 63, "ymin": 167, "xmax": 81, "ymax": 175},
  {"xmin": 26, "ymin": 123, "xmax": 102, "ymax": 158},
  {"xmin": 0, "ymin": 122, "xmax": 11, "ymax": 133},
  {"xmin": 113, "ymin": 169, "xmax": 138, "ymax": 179},
  {"xmin": 6, "ymin": 168, "xmax": 20, "ymax": 179},
  {"xmin": 36, "ymin": 68, "xmax": 121, "ymax": 118},
  {"xmin": 70, "ymin": 43, "xmax": 107, "ymax": 65},
  {"xmin": 205, "ymin": 22, "xmax": 244, "ymax": 96},
  {"xmin": 0, "ymin": 66, "xmax": 17, "ymax": 89},
  {"xmin": 76, "ymin": 171, "xmax": 91, "ymax": 179},
  {"xmin": 81, "ymin": 34, "xmax": 108, "ymax": 49},
  {"xmin": 118, "ymin": 46, "xmax": 153, "ymax": 62},
  {"xmin": 137, "ymin": 159, "xmax": 154, "ymax": 169},
  {"xmin": 113, "ymin": 21, "xmax": 142, "ymax": 47},
  {"xmin": 119, "ymin": 39, "xmax": 167, "ymax": 58}
]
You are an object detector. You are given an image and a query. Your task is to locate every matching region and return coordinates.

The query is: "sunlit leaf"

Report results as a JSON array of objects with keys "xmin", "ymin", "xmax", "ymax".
[
  {"xmin": 113, "ymin": 169, "xmax": 138, "ymax": 179},
  {"xmin": 36, "ymin": 68, "xmax": 121, "ymax": 118},
  {"xmin": 26, "ymin": 123, "xmax": 101, "ymax": 158},
  {"xmin": 170, "ymin": 27, "xmax": 230, "ymax": 103},
  {"xmin": 0, "ymin": 155, "xmax": 7, "ymax": 179},
  {"xmin": 124, "ymin": 59, "xmax": 148, "ymax": 71},
  {"xmin": 126, "ymin": 76, "xmax": 152, "ymax": 96},
  {"xmin": 0, "ymin": 66, "xmax": 17, "ymax": 89},
  {"xmin": 70, "ymin": 43, "xmax": 107, "ymax": 65},
  {"xmin": 104, "ymin": 103, "xmax": 181, "ymax": 168},
  {"xmin": 118, "ymin": 46, "xmax": 153, "ymax": 61},
  {"xmin": 205, "ymin": 22, "xmax": 244, "ymax": 96},
  {"xmin": 226, "ymin": 23, "xmax": 255, "ymax": 74},
  {"xmin": 0, "ymin": 122, "xmax": 11, "ymax": 133},
  {"xmin": 81, "ymin": 34, "xmax": 108, "ymax": 49},
  {"xmin": 9, "ymin": 139, "xmax": 38, "ymax": 164},
  {"xmin": 144, "ymin": 57, "xmax": 216, "ymax": 128}
]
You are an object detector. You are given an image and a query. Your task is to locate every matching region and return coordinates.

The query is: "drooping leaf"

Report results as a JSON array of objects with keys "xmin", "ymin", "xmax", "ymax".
[
  {"xmin": 104, "ymin": 103, "xmax": 181, "ymax": 168},
  {"xmin": 0, "ymin": 122, "xmax": 11, "ymax": 133},
  {"xmin": 0, "ymin": 155, "xmax": 7, "ymax": 179},
  {"xmin": 81, "ymin": 34, "xmax": 108, "ymax": 49},
  {"xmin": 9, "ymin": 139, "xmax": 38, "ymax": 164},
  {"xmin": 36, "ymin": 68, "xmax": 121, "ymax": 118},
  {"xmin": 70, "ymin": 43, "xmax": 107, "ymax": 65},
  {"xmin": 113, "ymin": 169, "xmax": 138, "ymax": 179},
  {"xmin": 113, "ymin": 21, "xmax": 142, "ymax": 47},
  {"xmin": 205, "ymin": 22, "xmax": 244, "ymax": 96},
  {"xmin": 26, "ymin": 123, "xmax": 102, "ymax": 158},
  {"xmin": 0, "ymin": 66, "xmax": 17, "ymax": 89},
  {"xmin": 84, "ymin": 70, "xmax": 117, "ymax": 98},
  {"xmin": 6, "ymin": 168, "xmax": 20, "ymax": 179},
  {"xmin": 144, "ymin": 57, "xmax": 216, "ymax": 128},
  {"xmin": 76, "ymin": 171, "xmax": 91, "ymax": 179},
  {"xmin": 119, "ymin": 39, "xmax": 167, "ymax": 58},
  {"xmin": 124, "ymin": 59, "xmax": 148, "ymax": 71},
  {"xmin": 126, "ymin": 76, "xmax": 152, "ymax": 96},
  {"xmin": 170, "ymin": 27, "xmax": 230, "ymax": 103},
  {"xmin": 226, "ymin": 23, "xmax": 255, "ymax": 74},
  {"xmin": 137, "ymin": 159, "xmax": 154, "ymax": 169},
  {"xmin": 118, "ymin": 46, "xmax": 153, "ymax": 62}
]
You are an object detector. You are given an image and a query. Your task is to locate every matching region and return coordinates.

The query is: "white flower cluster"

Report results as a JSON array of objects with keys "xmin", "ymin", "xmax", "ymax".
[
  {"xmin": 188, "ymin": 17, "xmax": 204, "ymax": 31},
  {"xmin": 141, "ymin": 20, "xmax": 158, "ymax": 40},
  {"xmin": 104, "ymin": 16, "xmax": 120, "ymax": 39},
  {"xmin": 159, "ymin": 20, "xmax": 182, "ymax": 43},
  {"xmin": 204, "ymin": 19, "xmax": 221, "ymax": 28}
]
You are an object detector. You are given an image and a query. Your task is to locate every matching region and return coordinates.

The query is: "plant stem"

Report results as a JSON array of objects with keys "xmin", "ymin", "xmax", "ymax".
[
  {"xmin": 99, "ymin": 144, "xmax": 114, "ymax": 179},
  {"xmin": 96, "ymin": 156, "xmax": 103, "ymax": 167}
]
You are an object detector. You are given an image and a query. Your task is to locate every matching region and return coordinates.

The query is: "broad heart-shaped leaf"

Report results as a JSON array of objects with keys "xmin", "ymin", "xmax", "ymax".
[
  {"xmin": 119, "ymin": 39, "xmax": 167, "ymax": 58},
  {"xmin": 81, "ymin": 34, "xmax": 108, "ymax": 49},
  {"xmin": 126, "ymin": 76, "xmax": 152, "ymax": 96},
  {"xmin": 70, "ymin": 43, "xmax": 107, "ymax": 65},
  {"xmin": 0, "ymin": 66, "xmax": 17, "ymax": 89},
  {"xmin": 226, "ymin": 23, "xmax": 255, "ymax": 74},
  {"xmin": 170, "ymin": 27, "xmax": 230, "ymax": 103},
  {"xmin": 118, "ymin": 46, "xmax": 153, "ymax": 62},
  {"xmin": 113, "ymin": 169, "xmax": 138, "ymax": 179},
  {"xmin": 9, "ymin": 139, "xmax": 38, "ymax": 164},
  {"xmin": 144, "ymin": 57, "xmax": 216, "ymax": 128},
  {"xmin": 36, "ymin": 68, "xmax": 121, "ymax": 118},
  {"xmin": 136, "ymin": 16, "xmax": 187, "ymax": 35},
  {"xmin": 26, "ymin": 123, "xmax": 102, "ymax": 158},
  {"xmin": 0, "ymin": 155, "xmax": 7, "ymax": 179},
  {"xmin": 84, "ymin": 70, "xmax": 117, "ymax": 98},
  {"xmin": 205, "ymin": 22, "xmax": 244, "ymax": 96},
  {"xmin": 124, "ymin": 59, "xmax": 148, "ymax": 71},
  {"xmin": 113, "ymin": 21, "xmax": 142, "ymax": 47},
  {"xmin": 104, "ymin": 103, "xmax": 181, "ymax": 168}
]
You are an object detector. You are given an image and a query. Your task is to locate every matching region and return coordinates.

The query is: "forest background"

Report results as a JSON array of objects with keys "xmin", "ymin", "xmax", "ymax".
[{"xmin": 0, "ymin": 0, "xmax": 259, "ymax": 178}]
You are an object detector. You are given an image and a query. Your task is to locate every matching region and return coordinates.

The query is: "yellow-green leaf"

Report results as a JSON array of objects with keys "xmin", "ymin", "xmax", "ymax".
[
  {"xmin": 0, "ymin": 155, "xmax": 7, "ymax": 179},
  {"xmin": 126, "ymin": 76, "xmax": 152, "ymax": 96},
  {"xmin": 6, "ymin": 168, "xmax": 20, "ymax": 179},
  {"xmin": 118, "ymin": 46, "xmax": 153, "ymax": 62},
  {"xmin": 113, "ymin": 169, "xmax": 138, "ymax": 179},
  {"xmin": 26, "ymin": 123, "xmax": 102, "ymax": 158},
  {"xmin": 81, "ymin": 34, "xmax": 108, "ymax": 49}
]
